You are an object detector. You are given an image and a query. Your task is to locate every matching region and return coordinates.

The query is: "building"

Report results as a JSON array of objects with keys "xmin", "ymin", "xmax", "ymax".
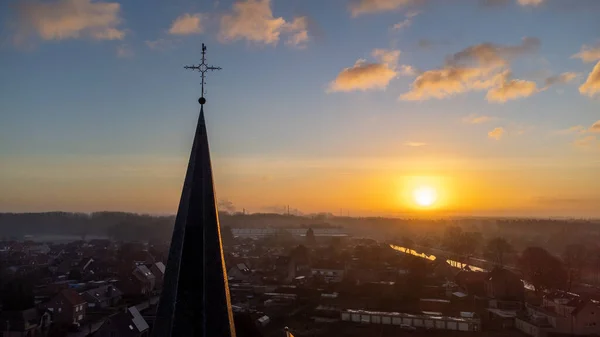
[
  {"xmin": 0, "ymin": 308, "xmax": 52, "ymax": 337},
  {"xmin": 341, "ymin": 309, "xmax": 481, "ymax": 332},
  {"xmin": 83, "ymin": 284, "xmax": 123, "ymax": 309},
  {"xmin": 228, "ymin": 263, "xmax": 256, "ymax": 282},
  {"xmin": 132, "ymin": 265, "xmax": 155, "ymax": 294},
  {"xmin": 149, "ymin": 262, "xmax": 166, "ymax": 290},
  {"xmin": 484, "ymin": 267, "xmax": 524, "ymax": 310},
  {"xmin": 43, "ymin": 289, "xmax": 86, "ymax": 325},
  {"xmin": 151, "ymin": 47, "xmax": 236, "ymax": 337},
  {"xmin": 94, "ymin": 306, "xmax": 149, "ymax": 337},
  {"xmin": 311, "ymin": 261, "xmax": 345, "ymax": 283},
  {"xmin": 516, "ymin": 291, "xmax": 600, "ymax": 336}
]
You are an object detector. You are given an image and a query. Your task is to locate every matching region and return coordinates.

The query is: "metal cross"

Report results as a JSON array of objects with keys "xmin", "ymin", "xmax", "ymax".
[{"xmin": 184, "ymin": 43, "xmax": 222, "ymax": 105}]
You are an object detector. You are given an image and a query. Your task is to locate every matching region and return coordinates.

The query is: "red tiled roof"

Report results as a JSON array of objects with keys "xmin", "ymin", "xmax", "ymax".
[{"xmin": 60, "ymin": 289, "xmax": 85, "ymax": 305}]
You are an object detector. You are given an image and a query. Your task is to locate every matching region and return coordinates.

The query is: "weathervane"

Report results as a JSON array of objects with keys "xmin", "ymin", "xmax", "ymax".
[{"xmin": 184, "ymin": 43, "xmax": 222, "ymax": 105}]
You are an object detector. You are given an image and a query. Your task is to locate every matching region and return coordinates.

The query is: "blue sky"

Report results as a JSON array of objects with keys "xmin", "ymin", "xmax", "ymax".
[{"xmin": 0, "ymin": 0, "xmax": 599, "ymax": 216}]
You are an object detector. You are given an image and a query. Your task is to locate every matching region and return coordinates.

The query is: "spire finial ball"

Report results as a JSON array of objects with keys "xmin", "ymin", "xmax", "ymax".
[{"xmin": 198, "ymin": 97, "xmax": 206, "ymax": 105}]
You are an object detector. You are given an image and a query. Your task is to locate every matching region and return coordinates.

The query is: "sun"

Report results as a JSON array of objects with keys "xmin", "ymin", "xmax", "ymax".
[{"xmin": 413, "ymin": 186, "xmax": 438, "ymax": 207}]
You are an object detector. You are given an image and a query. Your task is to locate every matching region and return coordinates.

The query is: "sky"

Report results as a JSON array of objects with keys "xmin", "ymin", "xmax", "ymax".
[{"xmin": 1, "ymin": 0, "xmax": 599, "ymax": 217}]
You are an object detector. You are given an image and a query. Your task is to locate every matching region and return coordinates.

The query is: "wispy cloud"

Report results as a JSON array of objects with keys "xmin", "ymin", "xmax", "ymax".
[
  {"xmin": 463, "ymin": 114, "xmax": 495, "ymax": 124},
  {"xmin": 573, "ymin": 135, "xmax": 600, "ymax": 149},
  {"xmin": 349, "ymin": 0, "xmax": 424, "ymax": 17},
  {"xmin": 555, "ymin": 125, "xmax": 587, "ymax": 135},
  {"xmin": 116, "ymin": 44, "xmax": 133, "ymax": 58},
  {"xmin": 488, "ymin": 127, "xmax": 505, "ymax": 140},
  {"xmin": 14, "ymin": 0, "xmax": 125, "ymax": 42},
  {"xmin": 391, "ymin": 11, "xmax": 420, "ymax": 31},
  {"xmin": 145, "ymin": 38, "xmax": 179, "ymax": 51},
  {"xmin": 543, "ymin": 72, "xmax": 579, "ymax": 88},
  {"xmin": 169, "ymin": 13, "xmax": 204, "ymax": 35},
  {"xmin": 572, "ymin": 43, "xmax": 600, "ymax": 63},
  {"xmin": 556, "ymin": 121, "xmax": 600, "ymax": 136},
  {"xmin": 517, "ymin": 0, "xmax": 544, "ymax": 6},
  {"xmin": 219, "ymin": 0, "xmax": 309, "ymax": 48},
  {"xmin": 405, "ymin": 141, "xmax": 426, "ymax": 147}
]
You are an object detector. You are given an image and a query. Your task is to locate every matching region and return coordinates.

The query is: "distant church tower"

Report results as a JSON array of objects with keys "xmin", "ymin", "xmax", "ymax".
[{"xmin": 152, "ymin": 44, "xmax": 236, "ymax": 337}]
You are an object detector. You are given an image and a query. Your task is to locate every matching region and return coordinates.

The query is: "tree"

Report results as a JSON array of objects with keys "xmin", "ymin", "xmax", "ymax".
[
  {"xmin": 442, "ymin": 226, "xmax": 482, "ymax": 267},
  {"xmin": 518, "ymin": 246, "xmax": 567, "ymax": 294},
  {"xmin": 563, "ymin": 243, "xmax": 588, "ymax": 291},
  {"xmin": 305, "ymin": 227, "xmax": 317, "ymax": 246},
  {"xmin": 485, "ymin": 237, "xmax": 513, "ymax": 267}
]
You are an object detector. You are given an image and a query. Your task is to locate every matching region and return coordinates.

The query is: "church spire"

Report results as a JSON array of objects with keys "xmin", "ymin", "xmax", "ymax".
[{"xmin": 152, "ymin": 44, "xmax": 235, "ymax": 337}]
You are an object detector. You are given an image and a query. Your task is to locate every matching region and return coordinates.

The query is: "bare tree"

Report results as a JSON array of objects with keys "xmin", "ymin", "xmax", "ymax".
[{"xmin": 485, "ymin": 237, "xmax": 514, "ymax": 267}]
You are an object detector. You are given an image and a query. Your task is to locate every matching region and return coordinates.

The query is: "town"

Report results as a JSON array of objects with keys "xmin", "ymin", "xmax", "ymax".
[{"xmin": 2, "ymin": 213, "xmax": 600, "ymax": 337}]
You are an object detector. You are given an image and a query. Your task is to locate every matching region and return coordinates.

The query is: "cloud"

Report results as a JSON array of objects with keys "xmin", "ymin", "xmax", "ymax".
[
  {"xmin": 349, "ymin": 0, "xmax": 424, "ymax": 17},
  {"xmin": 328, "ymin": 61, "xmax": 397, "ymax": 92},
  {"xmin": 446, "ymin": 37, "xmax": 540, "ymax": 68},
  {"xmin": 219, "ymin": 0, "xmax": 308, "ymax": 47},
  {"xmin": 15, "ymin": 0, "xmax": 125, "ymax": 41},
  {"xmin": 557, "ymin": 121, "xmax": 600, "ymax": 135},
  {"xmin": 463, "ymin": 114, "xmax": 494, "ymax": 124},
  {"xmin": 145, "ymin": 38, "xmax": 178, "ymax": 51},
  {"xmin": 116, "ymin": 44, "xmax": 133, "ymax": 58},
  {"xmin": 572, "ymin": 44, "xmax": 600, "ymax": 63},
  {"xmin": 328, "ymin": 49, "xmax": 406, "ymax": 92},
  {"xmin": 391, "ymin": 11, "xmax": 420, "ymax": 31},
  {"xmin": 284, "ymin": 17, "xmax": 310, "ymax": 48},
  {"xmin": 590, "ymin": 121, "xmax": 600, "ymax": 133},
  {"xmin": 555, "ymin": 125, "xmax": 587, "ymax": 135},
  {"xmin": 517, "ymin": 0, "xmax": 544, "ymax": 6},
  {"xmin": 169, "ymin": 13, "xmax": 204, "ymax": 35},
  {"xmin": 579, "ymin": 61, "xmax": 600, "ymax": 98},
  {"xmin": 405, "ymin": 141, "xmax": 426, "ymax": 147},
  {"xmin": 544, "ymin": 72, "xmax": 579, "ymax": 87},
  {"xmin": 573, "ymin": 135, "xmax": 600, "ymax": 149},
  {"xmin": 488, "ymin": 127, "xmax": 505, "ymax": 140},
  {"xmin": 399, "ymin": 65, "xmax": 417, "ymax": 76},
  {"xmin": 400, "ymin": 66, "xmax": 504, "ymax": 101},
  {"xmin": 486, "ymin": 74, "xmax": 538, "ymax": 103},
  {"xmin": 400, "ymin": 38, "xmax": 540, "ymax": 102}
]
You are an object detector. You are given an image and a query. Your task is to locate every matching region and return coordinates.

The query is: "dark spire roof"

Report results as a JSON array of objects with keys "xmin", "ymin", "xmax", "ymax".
[{"xmin": 152, "ymin": 106, "xmax": 236, "ymax": 337}]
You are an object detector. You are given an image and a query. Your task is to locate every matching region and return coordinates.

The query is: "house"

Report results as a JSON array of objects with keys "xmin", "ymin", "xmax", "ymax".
[
  {"xmin": 82, "ymin": 285, "xmax": 123, "ymax": 309},
  {"xmin": 228, "ymin": 263, "xmax": 256, "ymax": 282},
  {"xmin": 43, "ymin": 288, "xmax": 86, "ymax": 325},
  {"xmin": 516, "ymin": 291, "xmax": 600, "ymax": 336},
  {"xmin": 311, "ymin": 261, "xmax": 345, "ymax": 283},
  {"xmin": 0, "ymin": 308, "xmax": 52, "ymax": 337},
  {"xmin": 93, "ymin": 306, "xmax": 149, "ymax": 337},
  {"xmin": 484, "ymin": 267, "xmax": 524, "ymax": 310},
  {"xmin": 132, "ymin": 265, "xmax": 155, "ymax": 294},
  {"xmin": 149, "ymin": 261, "xmax": 165, "ymax": 290},
  {"xmin": 455, "ymin": 270, "xmax": 488, "ymax": 297}
]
